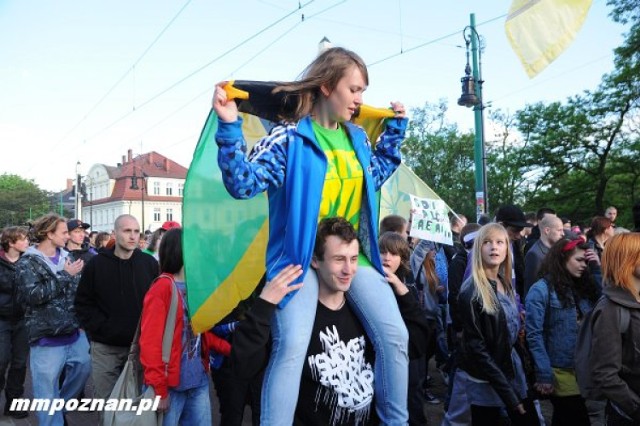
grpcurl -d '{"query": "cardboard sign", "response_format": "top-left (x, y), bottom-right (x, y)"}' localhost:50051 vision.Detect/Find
top-left (409, 195), bottom-right (453, 246)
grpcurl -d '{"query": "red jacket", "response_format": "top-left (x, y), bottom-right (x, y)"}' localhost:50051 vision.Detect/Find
top-left (139, 274), bottom-right (230, 398)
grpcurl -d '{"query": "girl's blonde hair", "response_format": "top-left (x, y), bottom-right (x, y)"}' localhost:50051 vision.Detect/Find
top-left (273, 47), bottom-right (368, 121)
top-left (602, 233), bottom-right (640, 295)
top-left (470, 223), bottom-right (513, 314)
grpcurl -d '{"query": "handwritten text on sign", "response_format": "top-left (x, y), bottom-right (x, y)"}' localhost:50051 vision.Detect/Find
top-left (409, 195), bottom-right (453, 246)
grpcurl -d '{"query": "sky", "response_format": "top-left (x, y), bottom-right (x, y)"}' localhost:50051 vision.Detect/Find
top-left (0, 0), bottom-right (626, 192)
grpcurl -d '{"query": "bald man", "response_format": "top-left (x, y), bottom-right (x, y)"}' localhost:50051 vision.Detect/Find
top-left (523, 215), bottom-right (565, 296)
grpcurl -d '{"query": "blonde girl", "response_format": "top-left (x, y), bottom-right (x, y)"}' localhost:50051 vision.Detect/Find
top-left (451, 223), bottom-right (539, 426)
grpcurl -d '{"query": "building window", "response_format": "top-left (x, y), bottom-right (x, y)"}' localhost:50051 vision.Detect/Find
top-left (178, 183), bottom-right (184, 197)
top-left (153, 181), bottom-right (160, 195)
top-left (153, 208), bottom-right (161, 222)
top-left (166, 209), bottom-right (173, 221)
top-left (166, 183), bottom-right (173, 196)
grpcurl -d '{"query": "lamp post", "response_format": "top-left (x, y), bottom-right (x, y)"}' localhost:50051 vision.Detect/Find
top-left (457, 13), bottom-right (488, 221)
top-left (82, 175), bottom-right (94, 226)
top-left (89, 184), bottom-right (93, 227)
top-left (129, 170), bottom-right (147, 232)
top-left (75, 161), bottom-right (83, 219)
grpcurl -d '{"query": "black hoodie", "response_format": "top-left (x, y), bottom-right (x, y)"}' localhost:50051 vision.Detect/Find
top-left (0, 250), bottom-right (22, 319)
top-left (74, 248), bottom-right (158, 347)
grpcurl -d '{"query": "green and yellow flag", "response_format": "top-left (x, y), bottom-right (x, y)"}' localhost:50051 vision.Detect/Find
top-left (505, 0), bottom-right (593, 78)
top-left (183, 81), bottom-right (445, 332)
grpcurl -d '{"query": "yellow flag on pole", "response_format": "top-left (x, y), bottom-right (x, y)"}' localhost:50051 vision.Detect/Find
top-left (505, 0), bottom-right (593, 78)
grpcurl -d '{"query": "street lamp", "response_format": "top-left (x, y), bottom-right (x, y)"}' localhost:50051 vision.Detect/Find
top-left (81, 176), bottom-right (93, 227)
top-left (75, 161), bottom-right (83, 219)
top-left (129, 169), bottom-right (147, 232)
top-left (457, 13), bottom-right (488, 221)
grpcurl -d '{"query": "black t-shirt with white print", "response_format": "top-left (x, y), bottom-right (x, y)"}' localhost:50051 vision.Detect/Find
top-left (294, 301), bottom-right (378, 426)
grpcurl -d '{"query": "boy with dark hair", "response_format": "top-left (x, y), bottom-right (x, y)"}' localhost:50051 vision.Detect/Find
top-left (65, 219), bottom-right (96, 266)
top-left (231, 217), bottom-right (428, 425)
top-left (380, 214), bottom-right (408, 236)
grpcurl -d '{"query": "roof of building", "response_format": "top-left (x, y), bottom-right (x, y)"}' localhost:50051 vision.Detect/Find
top-left (89, 150), bottom-right (188, 204)
top-left (109, 150), bottom-right (187, 179)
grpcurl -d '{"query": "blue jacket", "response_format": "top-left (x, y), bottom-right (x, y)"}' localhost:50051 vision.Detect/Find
top-left (216, 115), bottom-right (407, 307)
top-left (525, 278), bottom-right (596, 383)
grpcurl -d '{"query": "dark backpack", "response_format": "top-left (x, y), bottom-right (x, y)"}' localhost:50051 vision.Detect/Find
top-left (574, 295), bottom-right (630, 400)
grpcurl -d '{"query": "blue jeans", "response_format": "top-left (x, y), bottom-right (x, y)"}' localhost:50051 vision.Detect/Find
top-left (163, 381), bottom-right (211, 426)
top-left (30, 331), bottom-right (91, 426)
top-left (261, 265), bottom-right (409, 425)
top-left (443, 369), bottom-right (471, 426)
top-left (0, 318), bottom-right (29, 399)
top-left (435, 304), bottom-right (449, 366)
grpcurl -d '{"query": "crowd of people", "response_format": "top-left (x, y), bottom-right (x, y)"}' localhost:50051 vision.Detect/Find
top-left (1, 45), bottom-right (640, 426)
top-left (1, 203), bottom-right (639, 426)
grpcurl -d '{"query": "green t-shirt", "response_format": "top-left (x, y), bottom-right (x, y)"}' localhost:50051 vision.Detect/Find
top-left (312, 120), bottom-right (371, 266)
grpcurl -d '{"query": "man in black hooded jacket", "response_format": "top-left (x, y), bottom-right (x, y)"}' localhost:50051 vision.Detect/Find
top-left (74, 214), bottom-right (158, 400)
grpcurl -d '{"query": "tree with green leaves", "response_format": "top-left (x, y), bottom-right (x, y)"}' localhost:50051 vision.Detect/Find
top-left (0, 174), bottom-right (52, 227)
top-left (402, 101), bottom-right (476, 218)
top-left (484, 109), bottom-right (532, 208)
top-left (513, 67), bottom-right (639, 225)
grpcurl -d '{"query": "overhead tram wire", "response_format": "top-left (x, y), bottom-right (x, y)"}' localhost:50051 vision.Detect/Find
top-left (82, 0), bottom-right (194, 120)
top-left (44, 0), bottom-right (193, 153)
top-left (311, 14), bottom-right (422, 41)
top-left (360, 11), bottom-right (612, 118)
top-left (488, 53), bottom-right (613, 104)
top-left (25, 0), bottom-right (194, 177)
top-left (121, 20), bottom-right (304, 151)
top-left (82, 0), bottom-right (317, 145)
top-left (367, 14), bottom-right (507, 67)
top-left (302, 0), bottom-right (347, 21)
top-left (120, 87), bottom-right (213, 153)
top-left (133, 5), bottom-right (617, 154)
top-left (120, 0), bottom-right (347, 154)
top-left (132, 0), bottom-right (317, 112)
